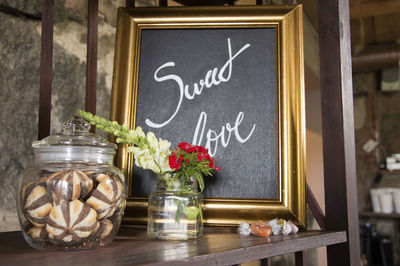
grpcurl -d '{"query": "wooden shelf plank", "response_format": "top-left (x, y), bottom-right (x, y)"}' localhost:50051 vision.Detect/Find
top-left (379, 169), bottom-right (400, 175)
top-left (360, 212), bottom-right (400, 219)
top-left (0, 226), bottom-right (346, 265)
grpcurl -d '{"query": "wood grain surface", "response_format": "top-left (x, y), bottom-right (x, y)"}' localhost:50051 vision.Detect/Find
top-left (38, 0), bottom-right (53, 140)
top-left (85, 0), bottom-right (98, 122)
top-left (0, 226), bottom-right (346, 266)
top-left (318, 0), bottom-right (361, 264)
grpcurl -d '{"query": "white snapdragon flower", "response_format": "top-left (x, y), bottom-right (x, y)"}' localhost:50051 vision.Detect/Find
top-left (126, 127), bottom-right (138, 143)
top-left (126, 130), bottom-right (172, 174)
top-left (156, 139), bottom-right (172, 172)
top-left (147, 132), bottom-right (158, 150)
top-left (132, 148), bottom-right (160, 173)
top-left (158, 153), bottom-right (172, 172)
top-left (158, 139), bottom-right (171, 153)
top-left (135, 127), bottom-right (145, 138)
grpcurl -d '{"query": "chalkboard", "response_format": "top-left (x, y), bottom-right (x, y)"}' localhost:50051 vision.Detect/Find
top-left (132, 28), bottom-right (277, 199)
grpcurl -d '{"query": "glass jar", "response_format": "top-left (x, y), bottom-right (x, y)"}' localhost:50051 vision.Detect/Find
top-left (17, 116), bottom-right (126, 250)
top-left (147, 172), bottom-right (203, 240)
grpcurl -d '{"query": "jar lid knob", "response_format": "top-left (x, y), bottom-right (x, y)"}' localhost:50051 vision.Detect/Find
top-left (63, 116), bottom-right (91, 135)
top-left (32, 115), bottom-right (116, 149)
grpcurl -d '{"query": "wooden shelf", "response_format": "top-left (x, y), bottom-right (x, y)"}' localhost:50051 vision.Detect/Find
top-left (0, 226), bottom-right (346, 265)
top-left (378, 169), bottom-right (400, 175)
top-left (360, 212), bottom-right (400, 219)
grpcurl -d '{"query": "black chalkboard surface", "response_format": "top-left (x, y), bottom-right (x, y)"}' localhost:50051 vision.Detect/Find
top-left (132, 28), bottom-right (277, 199)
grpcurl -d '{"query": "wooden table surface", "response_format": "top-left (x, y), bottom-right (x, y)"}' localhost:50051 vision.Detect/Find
top-left (0, 226), bottom-right (346, 266)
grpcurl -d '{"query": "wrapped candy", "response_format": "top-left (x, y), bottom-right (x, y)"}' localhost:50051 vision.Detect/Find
top-left (250, 222), bottom-right (272, 237)
top-left (268, 218), bottom-right (282, 236)
top-left (238, 219), bottom-right (299, 237)
top-left (238, 222), bottom-right (251, 236)
top-left (281, 220), bottom-right (293, 235)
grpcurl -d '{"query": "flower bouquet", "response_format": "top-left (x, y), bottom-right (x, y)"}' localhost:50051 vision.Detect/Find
top-left (78, 110), bottom-right (220, 240)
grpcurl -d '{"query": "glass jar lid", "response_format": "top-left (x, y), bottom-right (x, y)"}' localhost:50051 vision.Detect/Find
top-left (33, 116), bottom-right (117, 149)
top-left (32, 116), bottom-right (117, 164)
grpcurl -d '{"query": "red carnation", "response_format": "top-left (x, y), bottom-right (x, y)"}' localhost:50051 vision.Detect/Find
top-left (169, 154), bottom-right (181, 170)
top-left (199, 146), bottom-right (207, 154)
top-left (178, 142), bottom-right (190, 150)
top-left (186, 146), bottom-right (196, 153)
top-left (215, 167), bottom-right (221, 171)
top-left (209, 158), bottom-right (215, 168)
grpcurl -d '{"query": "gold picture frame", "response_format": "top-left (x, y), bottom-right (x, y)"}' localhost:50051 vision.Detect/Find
top-left (111, 5), bottom-right (306, 227)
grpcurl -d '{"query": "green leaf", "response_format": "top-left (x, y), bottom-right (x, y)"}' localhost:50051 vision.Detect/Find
top-left (195, 172), bottom-right (205, 192)
top-left (199, 206), bottom-right (203, 222)
top-left (104, 127), bottom-right (113, 133)
top-left (175, 200), bottom-right (184, 223)
top-left (183, 206), bottom-right (200, 220)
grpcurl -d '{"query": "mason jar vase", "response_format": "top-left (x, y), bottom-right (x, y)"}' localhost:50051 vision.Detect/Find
top-left (147, 172), bottom-right (203, 240)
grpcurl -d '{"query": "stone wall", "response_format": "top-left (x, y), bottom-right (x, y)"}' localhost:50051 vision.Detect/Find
top-left (0, 0), bottom-right (155, 232)
top-left (0, 11), bottom-right (41, 231)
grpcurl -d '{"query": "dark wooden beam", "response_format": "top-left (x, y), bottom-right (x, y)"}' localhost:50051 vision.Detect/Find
top-left (350, 0), bottom-right (400, 19)
top-left (318, 0), bottom-right (361, 265)
top-left (295, 251), bottom-right (304, 266)
top-left (38, 0), bottom-right (54, 140)
top-left (306, 183), bottom-right (326, 230)
top-left (126, 0), bottom-right (135, 8)
top-left (86, 0), bottom-right (98, 126)
top-left (352, 44), bottom-right (400, 73)
top-left (173, 0), bottom-right (235, 5)
top-left (260, 258), bottom-right (271, 266)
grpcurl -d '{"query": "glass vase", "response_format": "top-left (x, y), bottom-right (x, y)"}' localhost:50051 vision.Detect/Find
top-left (147, 172), bottom-right (203, 240)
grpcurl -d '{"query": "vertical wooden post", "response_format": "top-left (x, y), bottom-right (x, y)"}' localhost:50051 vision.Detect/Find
top-left (260, 258), bottom-right (271, 266)
top-left (126, 0), bottom-right (135, 8)
top-left (295, 251), bottom-right (304, 266)
top-left (38, 0), bottom-right (54, 140)
top-left (86, 0), bottom-right (98, 122)
top-left (318, 0), bottom-right (361, 265)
